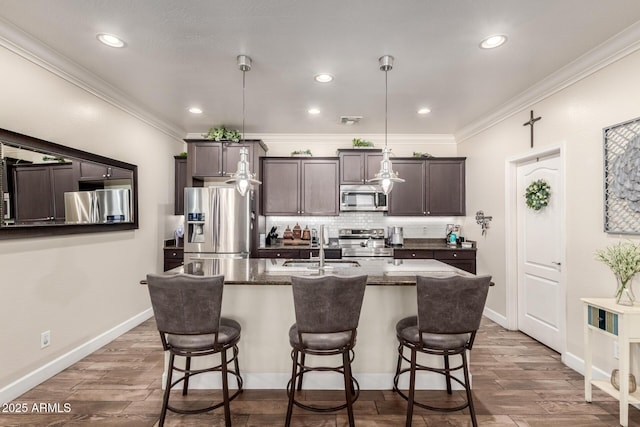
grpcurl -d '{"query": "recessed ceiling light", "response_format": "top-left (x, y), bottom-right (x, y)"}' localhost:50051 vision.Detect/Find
top-left (314, 74), bottom-right (334, 83)
top-left (96, 33), bottom-right (126, 48)
top-left (188, 107), bottom-right (203, 114)
top-left (308, 108), bottom-right (321, 115)
top-left (417, 108), bottom-right (431, 115)
top-left (480, 34), bottom-right (507, 49)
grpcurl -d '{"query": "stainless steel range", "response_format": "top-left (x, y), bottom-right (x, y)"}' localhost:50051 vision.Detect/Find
top-left (339, 228), bottom-right (393, 258)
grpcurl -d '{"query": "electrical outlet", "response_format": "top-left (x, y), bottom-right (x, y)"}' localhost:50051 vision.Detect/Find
top-left (614, 341), bottom-right (619, 359)
top-left (41, 330), bottom-right (50, 349)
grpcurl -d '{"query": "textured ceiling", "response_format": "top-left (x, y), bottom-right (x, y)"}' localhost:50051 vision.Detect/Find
top-left (1, 0), bottom-right (640, 137)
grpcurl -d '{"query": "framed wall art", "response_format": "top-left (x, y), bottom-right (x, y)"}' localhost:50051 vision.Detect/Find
top-left (604, 116), bottom-right (640, 234)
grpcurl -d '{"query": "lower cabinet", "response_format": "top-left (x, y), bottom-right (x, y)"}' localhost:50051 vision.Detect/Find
top-left (256, 248), bottom-right (342, 259)
top-left (164, 247), bottom-right (184, 271)
top-left (393, 248), bottom-right (476, 274)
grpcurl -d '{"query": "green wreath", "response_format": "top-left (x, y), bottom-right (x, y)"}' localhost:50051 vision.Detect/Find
top-left (525, 179), bottom-right (551, 210)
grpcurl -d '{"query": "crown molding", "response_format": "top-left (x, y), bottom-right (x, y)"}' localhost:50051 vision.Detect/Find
top-left (184, 132), bottom-right (456, 144)
top-left (0, 17), bottom-right (185, 141)
top-left (455, 20), bottom-right (640, 143)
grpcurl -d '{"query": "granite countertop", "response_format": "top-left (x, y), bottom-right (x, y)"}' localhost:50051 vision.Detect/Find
top-left (163, 238), bottom-right (184, 250)
top-left (159, 257), bottom-right (473, 287)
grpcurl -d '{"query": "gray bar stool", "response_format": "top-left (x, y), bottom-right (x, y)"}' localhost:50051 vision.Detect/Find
top-left (285, 274), bottom-right (368, 427)
top-left (393, 274), bottom-right (492, 427)
top-left (146, 273), bottom-right (243, 427)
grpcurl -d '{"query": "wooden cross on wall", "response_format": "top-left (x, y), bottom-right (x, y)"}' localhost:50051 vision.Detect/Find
top-left (523, 110), bottom-right (542, 148)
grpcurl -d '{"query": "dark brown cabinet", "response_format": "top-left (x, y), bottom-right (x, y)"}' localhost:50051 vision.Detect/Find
top-left (261, 158), bottom-right (339, 216)
top-left (187, 141), bottom-right (260, 179)
top-left (388, 160), bottom-right (426, 215)
top-left (174, 156), bottom-right (187, 215)
top-left (393, 248), bottom-right (476, 274)
top-left (432, 249), bottom-right (476, 274)
top-left (79, 161), bottom-right (132, 181)
top-left (338, 149), bottom-right (383, 184)
top-left (163, 247), bottom-right (184, 271)
top-left (13, 163), bottom-right (77, 223)
top-left (256, 247), bottom-right (341, 259)
top-left (389, 158), bottom-right (465, 216)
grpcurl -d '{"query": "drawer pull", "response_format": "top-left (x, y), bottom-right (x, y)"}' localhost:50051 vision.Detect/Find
top-left (453, 253), bottom-right (457, 257)
top-left (412, 253), bottom-right (416, 257)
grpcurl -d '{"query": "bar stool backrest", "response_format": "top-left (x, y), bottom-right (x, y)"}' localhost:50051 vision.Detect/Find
top-left (416, 275), bottom-right (492, 335)
top-left (291, 275), bottom-right (367, 334)
top-left (146, 273), bottom-right (225, 336)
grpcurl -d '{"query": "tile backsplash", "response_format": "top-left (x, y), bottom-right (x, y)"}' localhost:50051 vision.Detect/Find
top-left (265, 213), bottom-right (463, 240)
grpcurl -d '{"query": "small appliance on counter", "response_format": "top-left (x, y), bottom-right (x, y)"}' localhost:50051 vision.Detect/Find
top-left (388, 226), bottom-right (404, 247)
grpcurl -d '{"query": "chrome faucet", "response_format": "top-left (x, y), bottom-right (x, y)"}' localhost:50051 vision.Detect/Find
top-left (318, 224), bottom-right (325, 271)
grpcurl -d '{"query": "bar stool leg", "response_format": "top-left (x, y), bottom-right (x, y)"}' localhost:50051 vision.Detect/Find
top-left (285, 349), bottom-right (299, 427)
top-left (405, 348), bottom-right (417, 427)
top-left (444, 353), bottom-right (452, 394)
top-left (394, 344), bottom-right (403, 388)
top-left (183, 356), bottom-right (191, 396)
top-left (221, 349), bottom-right (232, 427)
top-left (233, 345), bottom-right (242, 390)
top-left (160, 353), bottom-right (175, 427)
top-left (343, 351), bottom-right (356, 427)
top-left (461, 351), bottom-right (478, 427)
top-left (296, 353), bottom-right (306, 391)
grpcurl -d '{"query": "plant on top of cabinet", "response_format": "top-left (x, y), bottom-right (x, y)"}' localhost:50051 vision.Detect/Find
top-left (291, 149), bottom-right (312, 157)
top-left (352, 138), bottom-right (374, 147)
top-left (202, 126), bottom-right (241, 142)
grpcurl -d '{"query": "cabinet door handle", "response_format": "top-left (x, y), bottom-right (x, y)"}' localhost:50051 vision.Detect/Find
top-left (427, 211), bottom-right (430, 215)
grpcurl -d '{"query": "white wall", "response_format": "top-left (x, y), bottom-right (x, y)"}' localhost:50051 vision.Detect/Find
top-left (457, 49), bottom-right (640, 375)
top-left (0, 44), bottom-right (183, 399)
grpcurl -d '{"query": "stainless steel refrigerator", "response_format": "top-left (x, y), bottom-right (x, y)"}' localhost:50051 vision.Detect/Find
top-left (184, 185), bottom-right (250, 261)
top-left (64, 189), bottom-right (130, 224)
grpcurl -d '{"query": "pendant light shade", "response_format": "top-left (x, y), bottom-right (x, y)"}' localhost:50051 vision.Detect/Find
top-left (226, 54), bottom-right (261, 196)
top-left (368, 55), bottom-right (404, 195)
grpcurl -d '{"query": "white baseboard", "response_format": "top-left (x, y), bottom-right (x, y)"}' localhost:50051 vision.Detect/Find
top-left (0, 308), bottom-right (153, 405)
top-left (563, 351), bottom-right (609, 380)
top-left (483, 308), bottom-right (508, 328)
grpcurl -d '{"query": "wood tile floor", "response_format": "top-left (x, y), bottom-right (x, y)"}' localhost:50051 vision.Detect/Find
top-left (2, 317), bottom-right (638, 426)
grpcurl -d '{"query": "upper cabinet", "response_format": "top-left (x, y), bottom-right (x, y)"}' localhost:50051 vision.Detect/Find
top-left (13, 163), bottom-right (77, 223)
top-left (337, 149), bottom-right (383, 184)
top-left (174, 156), bottom-right (187, 215)
top-left (184, 140), bottom-right (268, 180)
top-left (79, 161), bottom-right (132, 181)
top-left (389, 157), bottom-right (466, 216)
top-left (261, 157), bottom-right (339, 216)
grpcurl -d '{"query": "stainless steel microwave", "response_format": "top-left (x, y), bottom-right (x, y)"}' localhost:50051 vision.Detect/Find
top-left (339, 185), bottom-right (388, 212)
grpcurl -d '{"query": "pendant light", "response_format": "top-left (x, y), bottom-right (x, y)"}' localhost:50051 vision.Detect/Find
top-left (226, 54), bottom-right (261, 196)
top-left (368, 55), bottom-right (404, 194)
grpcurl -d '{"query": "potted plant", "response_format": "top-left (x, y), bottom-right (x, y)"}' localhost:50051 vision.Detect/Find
top-left (352, 138), bottom-right (374, 148)
top-left (595, 241), bottom-right (640, 305)
top-left (202, 126), bottom-right (241, 142)
top-left (291, 149), bottom-right (312, 157)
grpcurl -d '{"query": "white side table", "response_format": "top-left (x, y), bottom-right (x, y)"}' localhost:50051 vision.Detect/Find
top-left (582, 298), bottom-right (640, 427)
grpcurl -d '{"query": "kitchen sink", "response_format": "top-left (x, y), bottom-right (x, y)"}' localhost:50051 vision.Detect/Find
top-left (282, 260), bottom-right (361, 268)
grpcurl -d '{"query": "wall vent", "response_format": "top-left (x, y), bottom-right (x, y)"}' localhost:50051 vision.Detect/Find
top-left (340, 116), bottom-right (363, 125)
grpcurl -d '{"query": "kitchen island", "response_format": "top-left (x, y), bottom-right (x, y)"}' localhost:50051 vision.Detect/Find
top-left (155, 258), bottom-right (478, 391)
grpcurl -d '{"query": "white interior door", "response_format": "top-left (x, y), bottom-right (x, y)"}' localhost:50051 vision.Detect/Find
top-left (516, 154), bottom-right (564, 352)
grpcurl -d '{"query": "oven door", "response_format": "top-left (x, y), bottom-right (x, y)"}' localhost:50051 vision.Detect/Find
top-left (341, 247), bottom-right (394, 257)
